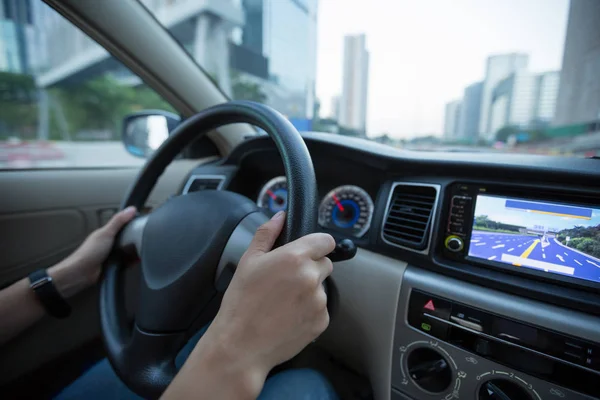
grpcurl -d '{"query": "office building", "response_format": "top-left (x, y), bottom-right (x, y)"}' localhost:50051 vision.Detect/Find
top-left (554, 0), bottom-right (600, 125)
top-left (479, 53), bottom-right (529, 137)
top-left (457, 81), bottom-right (483, 141)
top-left (0, 0), bottom-right (48, 74)
top-left (339, 34), bottom-right (369, 134)
top-left (489, 71), bottom-right (560, 135)
top-left (35, 0), bottom-right (318, 129)
top-left (330, 95), bottom-right (340, 120)
top-left (535, 71), bottom-right (560, 122)
top-left (444, 99), bottom-right (462, 139)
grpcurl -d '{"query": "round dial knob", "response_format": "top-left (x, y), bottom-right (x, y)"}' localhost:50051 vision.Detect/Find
top-left (407, 348), bottom-right (452, 393)
top-left (478, 379), bottom-right (534, 400)
top-left (445, 236), bottom-right (464, 252)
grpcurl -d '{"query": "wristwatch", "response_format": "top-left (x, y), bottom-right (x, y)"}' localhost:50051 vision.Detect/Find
top-left (29, 269), bottom-right (71, 319)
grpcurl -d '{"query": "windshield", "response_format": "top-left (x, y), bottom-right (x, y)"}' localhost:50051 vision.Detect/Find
top-left (142, 0), bottom-right (597, 157)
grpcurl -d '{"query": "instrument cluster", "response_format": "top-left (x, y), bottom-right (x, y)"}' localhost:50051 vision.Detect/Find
top-left (257, 176), bottom-right (374, 238)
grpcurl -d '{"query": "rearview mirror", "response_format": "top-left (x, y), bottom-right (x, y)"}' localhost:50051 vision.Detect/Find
top-left (122, 110), bottom-right (181, 158)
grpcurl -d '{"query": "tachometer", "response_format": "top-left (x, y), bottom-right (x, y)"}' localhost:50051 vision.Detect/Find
top-left (318, 185), bottom-right (374, 237)
top-left (257, 176), bottom-right (287, 216)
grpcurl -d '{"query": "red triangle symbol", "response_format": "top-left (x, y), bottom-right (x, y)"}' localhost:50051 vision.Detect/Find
top-left (424, 299), bottom-right (435, 311)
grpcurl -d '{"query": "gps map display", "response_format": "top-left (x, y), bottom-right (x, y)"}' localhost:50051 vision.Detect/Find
top-left (468, 195), bottom-right (600, 284)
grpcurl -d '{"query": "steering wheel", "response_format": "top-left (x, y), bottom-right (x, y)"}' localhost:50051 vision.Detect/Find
top-left (100, 101), bottom-right (319, 399)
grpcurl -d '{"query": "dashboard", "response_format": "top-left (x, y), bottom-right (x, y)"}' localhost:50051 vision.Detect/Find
top-left (180, 132), bottom-right (600, 400)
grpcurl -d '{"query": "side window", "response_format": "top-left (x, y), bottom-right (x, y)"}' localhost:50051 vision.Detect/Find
top-left (0, 1), bottom-right (176, 169)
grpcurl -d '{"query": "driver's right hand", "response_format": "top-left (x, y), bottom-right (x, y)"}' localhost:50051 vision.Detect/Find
top-left (201, 210), bottom-right (335, 385)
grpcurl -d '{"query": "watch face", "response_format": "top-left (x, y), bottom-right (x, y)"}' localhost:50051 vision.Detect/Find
top-left (28, 270), bottom-right (71, 318)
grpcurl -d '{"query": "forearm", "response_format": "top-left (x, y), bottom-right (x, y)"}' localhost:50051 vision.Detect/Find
top-left (161, 327), bottom-right (267, 400)
top-left (0, 259), bottom-right (94, 345)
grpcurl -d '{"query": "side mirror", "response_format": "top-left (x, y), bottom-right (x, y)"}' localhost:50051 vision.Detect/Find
top-left (122, 110), bottom-right (181, 158)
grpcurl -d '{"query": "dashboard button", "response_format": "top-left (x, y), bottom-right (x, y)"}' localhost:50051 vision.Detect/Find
top-left (410, 291), bottom-right (452, 321)
top-left (451, 305), bottom-right (490, 332)
top-left (445, 236), bottom-right (464, 252)
top-left (475, 338), bottom-right (492, 356)
top-left (450, 215), bottom-right (465, 224)
top-left (417, 314), bottom-right (448, 340)
top-left (448, 223), bottom-right (465, 234)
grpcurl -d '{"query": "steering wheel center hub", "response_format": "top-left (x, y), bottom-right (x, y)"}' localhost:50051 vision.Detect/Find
top-left (137, 190), bottom-right (257, 332)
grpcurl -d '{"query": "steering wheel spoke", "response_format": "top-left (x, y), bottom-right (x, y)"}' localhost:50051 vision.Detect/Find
top-left (118, 214), bottom-right (148, 256)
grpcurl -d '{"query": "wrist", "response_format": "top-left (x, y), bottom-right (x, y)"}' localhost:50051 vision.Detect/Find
top-left (188, 327), bottom-right (268, 399)
top-left (47, 258), bottom-right (95, 298)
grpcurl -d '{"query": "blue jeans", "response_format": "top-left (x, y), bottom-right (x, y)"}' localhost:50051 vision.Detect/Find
top-left (56, 329), bottom-right (338, 400)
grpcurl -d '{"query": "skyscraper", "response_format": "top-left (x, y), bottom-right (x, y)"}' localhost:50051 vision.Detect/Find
top-left (34, 0), bottom-right (318, 129)
top-left (479, 53), bottom-right (529, 138)
top-left (330, 95), bottom-right (340, 120)
top-left (339, 34), bottom-right (369, 134)
top-left (534, 71), bottom-right (560, 123)
top-left (554, 0), bottom-right (600, 125)
top-left (488, 71), bottom-right (560, 135)
top-left (444, 99), bottom-right (462, 139)
top-left (0, 0), bottom-right (46, 74)
top-left (458, 81), bottom-right (483, 141)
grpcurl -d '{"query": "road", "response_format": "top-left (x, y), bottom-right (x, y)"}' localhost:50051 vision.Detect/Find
top-left (469, 230), bottom-right (600, 282)
top-left (0, 141), bottom-right (144, 168)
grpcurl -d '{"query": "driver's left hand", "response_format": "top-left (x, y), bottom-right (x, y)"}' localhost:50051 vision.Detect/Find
top-left (52, 206), bottom-right (137, 289)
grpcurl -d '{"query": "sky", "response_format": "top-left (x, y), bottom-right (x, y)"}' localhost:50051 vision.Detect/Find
top-left (474, 195), bottom-right (600, 232)
top-left (315, 0), bottom-right (570, 139)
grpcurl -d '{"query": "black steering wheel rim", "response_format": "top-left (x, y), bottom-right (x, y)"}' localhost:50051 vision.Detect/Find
top-left (100, 101), bottom-right (318, 399)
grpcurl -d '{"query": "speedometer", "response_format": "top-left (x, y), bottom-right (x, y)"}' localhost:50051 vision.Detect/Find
top-left (257, 176), bottom-right (287, 216)
top-left (318, 185), bottom-right (374, 238)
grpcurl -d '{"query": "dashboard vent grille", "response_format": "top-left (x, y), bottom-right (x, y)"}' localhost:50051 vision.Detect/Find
top-left (182, 175), bottom-right (225, 194)
top-left (382, 184), bottom-right (438, 251)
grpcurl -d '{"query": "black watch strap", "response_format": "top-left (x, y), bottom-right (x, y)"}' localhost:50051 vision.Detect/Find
top-left (29, 269), bottom-right (71, 319)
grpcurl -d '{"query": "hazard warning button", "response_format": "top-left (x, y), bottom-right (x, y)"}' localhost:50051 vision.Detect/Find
top-left (409, 290), bottom-right (452, 321)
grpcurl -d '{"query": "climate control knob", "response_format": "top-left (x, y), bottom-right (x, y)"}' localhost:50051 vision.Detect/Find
top-left (478, 379), bottom-right (534, 400)
top-left (407, 348), bottom-right (452, 393)
top-left (445, 235), bottom-right (464, 252)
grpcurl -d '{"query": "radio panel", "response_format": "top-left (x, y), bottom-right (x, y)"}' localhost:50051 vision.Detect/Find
top-left (440, 183), bottom-right (600, 290)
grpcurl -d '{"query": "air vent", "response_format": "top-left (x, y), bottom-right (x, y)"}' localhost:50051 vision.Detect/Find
top-left (382, 183), bottom-right (439, 252)
top-left (182, 175), bottom-right (225, 194)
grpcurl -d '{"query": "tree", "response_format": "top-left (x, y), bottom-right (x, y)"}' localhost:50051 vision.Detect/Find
top-left (49, 76), bottom-right (175, 141)
top-left (475, 215), bottom-right (491, 228)
top-left (230, 71), bottom-right (267, 103)
top-left (0, 72), bottom-right (38, 139)
top-left (495, 126), bottom-right (520, 142)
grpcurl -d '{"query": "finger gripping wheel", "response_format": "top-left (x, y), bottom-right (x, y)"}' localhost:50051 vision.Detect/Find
top-left (100, 101), bottom-right (318, 399)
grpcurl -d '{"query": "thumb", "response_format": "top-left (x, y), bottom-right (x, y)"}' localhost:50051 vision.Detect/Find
top-left (247, 211), bottom-right (286, 255)
top-left (102, 206), bottom-right (137, 236)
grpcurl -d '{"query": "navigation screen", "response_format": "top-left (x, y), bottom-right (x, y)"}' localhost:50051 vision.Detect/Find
top-left (468, 195), bottom-right (600, 284)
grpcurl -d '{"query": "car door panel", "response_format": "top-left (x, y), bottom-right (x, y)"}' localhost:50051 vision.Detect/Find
top-left (0, 159), bottom-right (206, 384)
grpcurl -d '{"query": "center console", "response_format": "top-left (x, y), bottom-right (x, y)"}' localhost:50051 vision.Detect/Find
top-left (392, 267), bottom-right (600, 400)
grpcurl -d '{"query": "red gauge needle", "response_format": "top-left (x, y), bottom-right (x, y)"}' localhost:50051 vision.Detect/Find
top-left (266, 189), bottom-right (277, 200)
top-left (332, 194), bottom-right (344, 212)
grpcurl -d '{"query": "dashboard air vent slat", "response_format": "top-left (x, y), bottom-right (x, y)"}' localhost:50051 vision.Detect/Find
top-left (182, 175), bottom-right (225, 194)
top-left (382, 184), bottom-right (439, 251)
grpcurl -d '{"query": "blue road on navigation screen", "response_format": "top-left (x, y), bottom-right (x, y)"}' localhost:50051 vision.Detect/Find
top-left (468, 230), bottom-right (600, 283)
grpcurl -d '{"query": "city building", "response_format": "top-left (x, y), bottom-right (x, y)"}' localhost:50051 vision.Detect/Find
top-left (488, 71), bottom-right (560, 135)
top-left (457, 81), bottom-right (483, 141)
top-left (478, 53), bottom-right (529, 138)
top-left (330, 95), bottom-right (340, 120)
top-left (535, 71), bottom-right (560, 122)
top-left (339, 33), bottom-right (369, 134)
top-left (0, 0), bottom-right (48, 74)
top-left (443, 99), bottom-right (462, 140)
top-left (554, 0), bottom-right (600, 126)
top-left (33, 0), bottom-right (318, 129)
